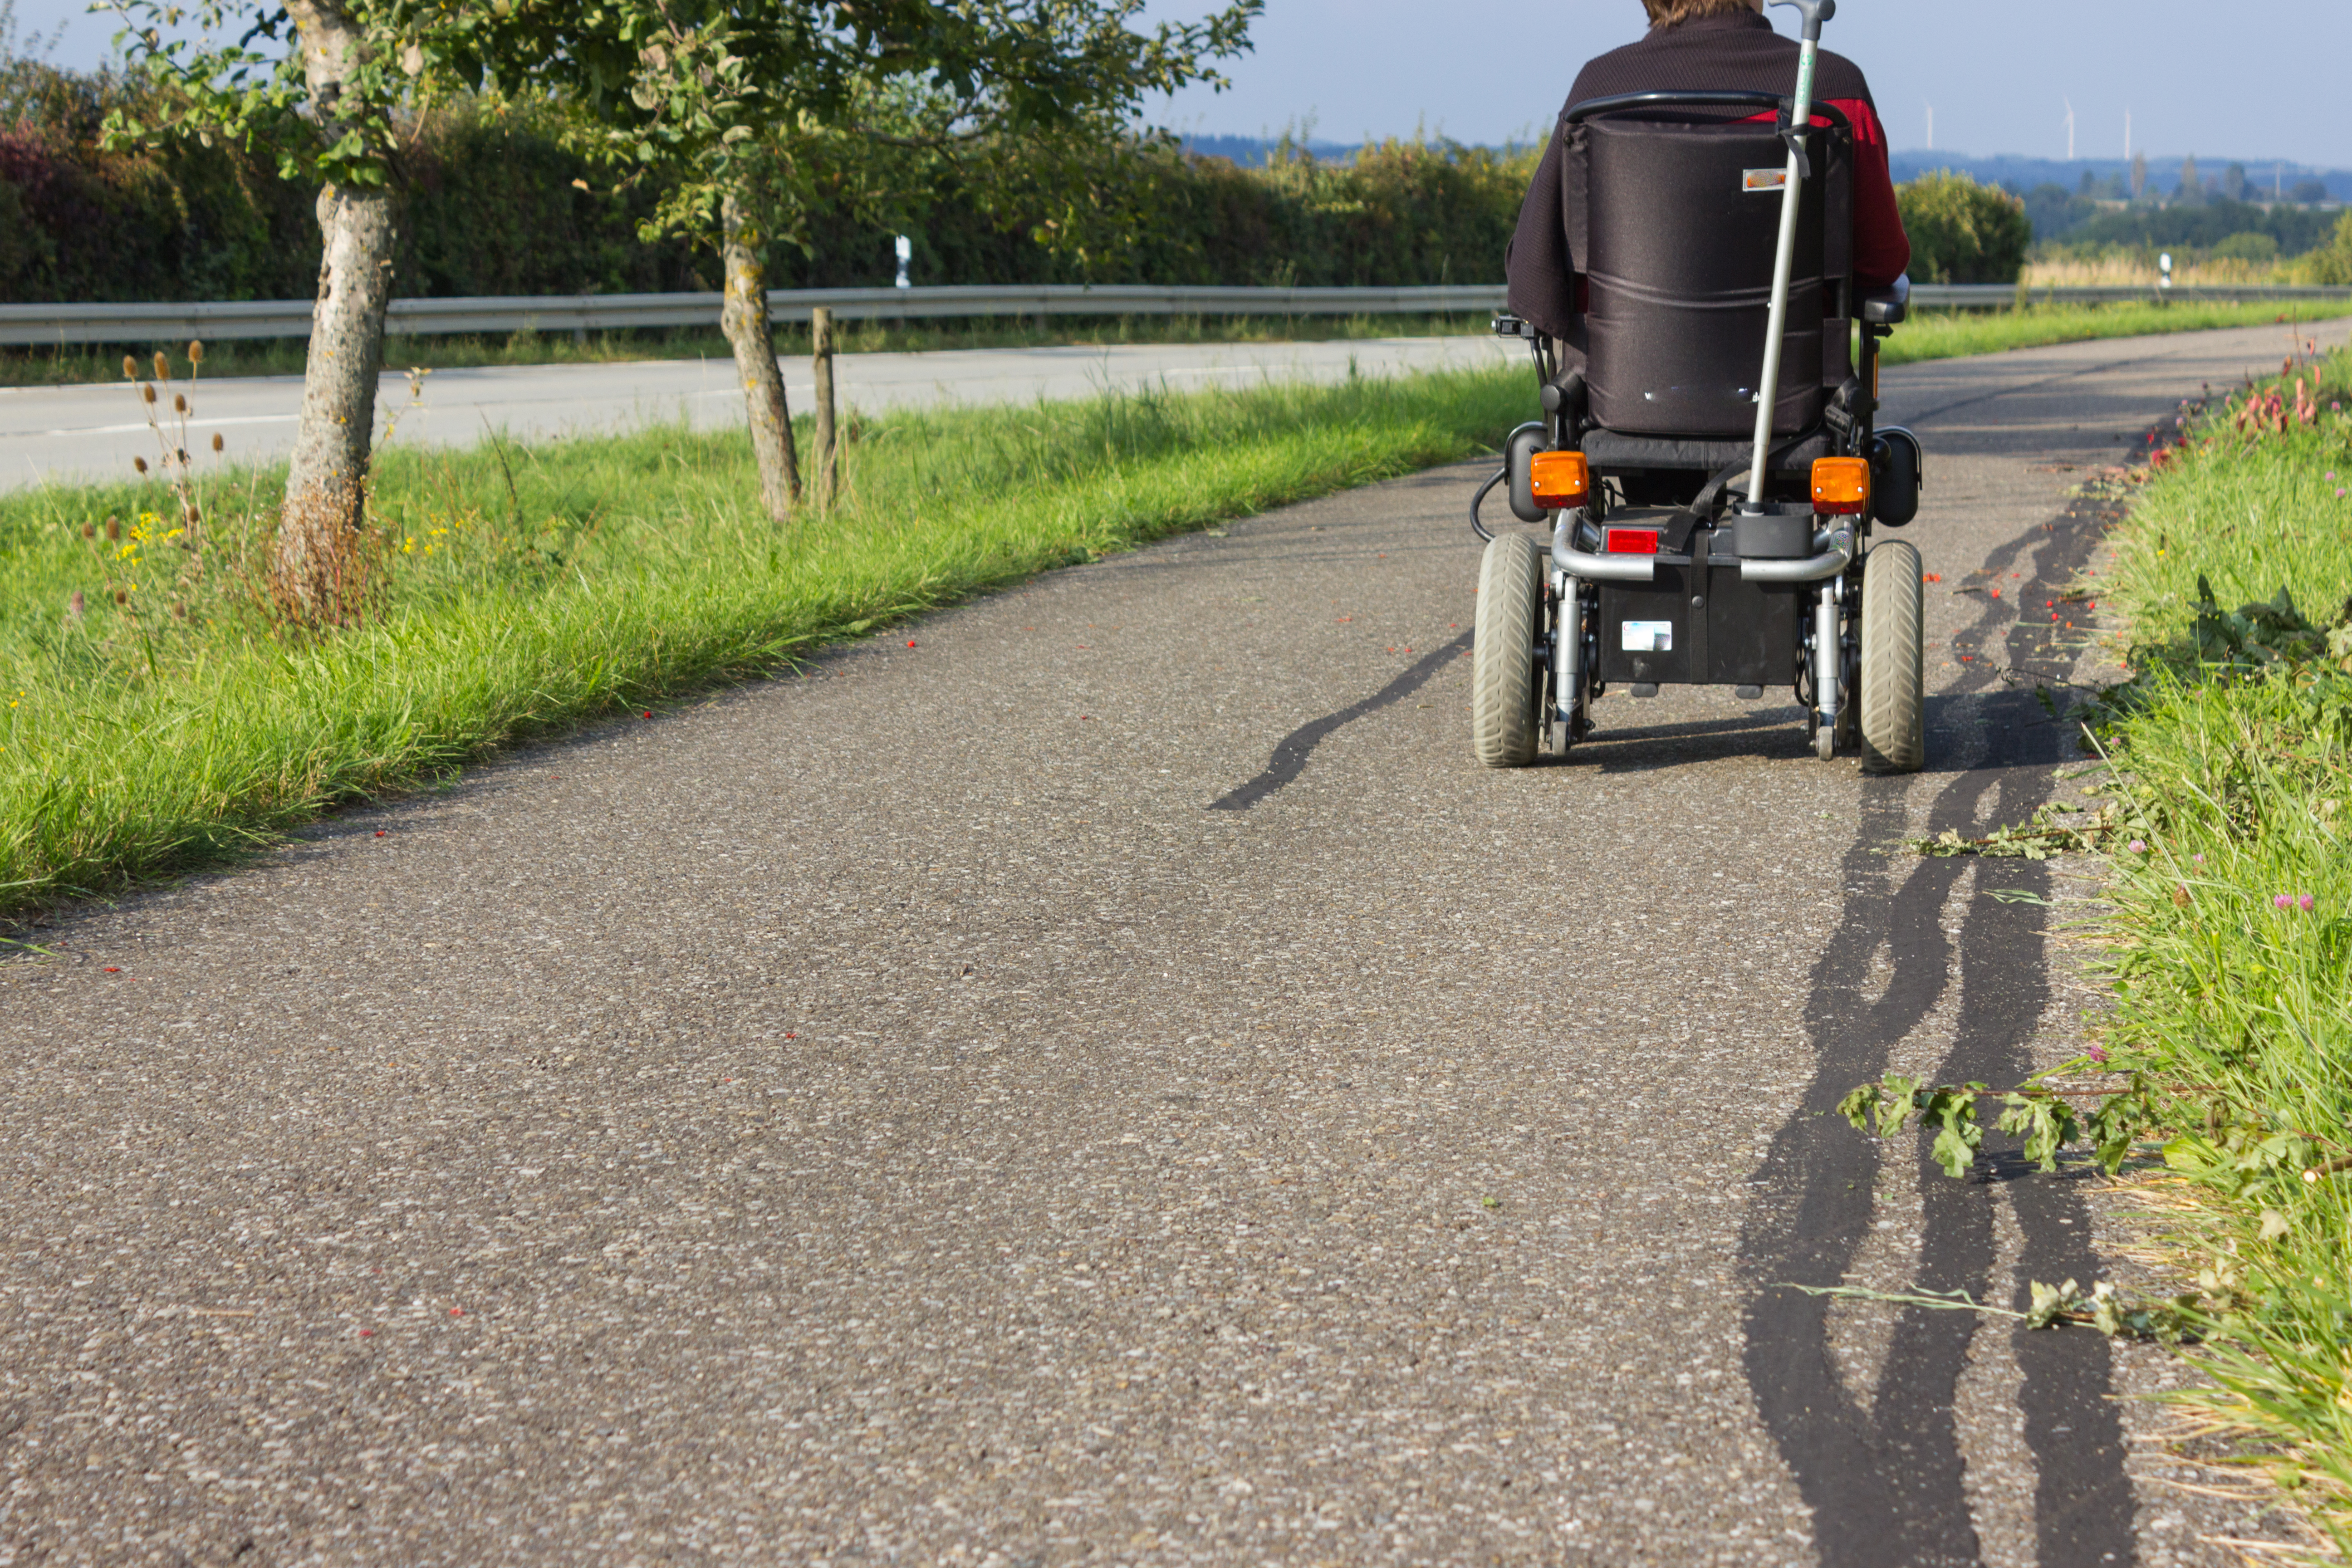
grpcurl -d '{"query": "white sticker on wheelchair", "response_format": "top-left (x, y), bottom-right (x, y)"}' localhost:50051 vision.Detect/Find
top-left (1744, 168), bottom-right (1788, 192)
top-left (1622, 621), bottom-right (1674, 652)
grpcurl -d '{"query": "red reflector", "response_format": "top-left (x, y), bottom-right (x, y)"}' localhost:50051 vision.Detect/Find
top-left (1605, 528), bottom-right (1660, 555)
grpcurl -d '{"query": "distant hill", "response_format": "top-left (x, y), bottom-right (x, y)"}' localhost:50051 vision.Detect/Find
top-left (1180, 134), bottom-right (1363, 167)
top-left (1888, 153), bottom-right (2347, 206)
top-left (1185, 138), bottom-right (2347, 204)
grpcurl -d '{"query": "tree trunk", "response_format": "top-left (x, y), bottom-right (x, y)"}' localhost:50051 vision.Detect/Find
top-left (277, 0), bottom-right (395, 622)
top-left (720, 191), bottom-right (801, 523)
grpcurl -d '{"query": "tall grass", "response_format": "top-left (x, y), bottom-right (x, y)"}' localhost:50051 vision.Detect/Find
top-left (1880, 298), bottom-right (2352, 367)
top-left (2091, 345), bottom-right (2352, 1551)
top-left (0, 362), bottom-right (1528, 916)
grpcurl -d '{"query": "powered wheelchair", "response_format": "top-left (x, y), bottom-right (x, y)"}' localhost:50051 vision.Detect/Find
top-left (1470, 0), bottom-right (1926, 771)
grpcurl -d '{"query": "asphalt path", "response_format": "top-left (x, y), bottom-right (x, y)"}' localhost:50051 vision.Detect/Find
top-left (0, 334), bottom-right (1514, 493)
top-left (3, 315), bottom-right (2346, 1566)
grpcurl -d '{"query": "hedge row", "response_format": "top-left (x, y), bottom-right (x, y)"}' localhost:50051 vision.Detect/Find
top-left (0, 59), bottom-right (2029, 303)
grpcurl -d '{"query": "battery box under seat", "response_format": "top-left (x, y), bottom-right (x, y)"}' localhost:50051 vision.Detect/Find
top-left (1584, 509), bottom-right (1805, 687)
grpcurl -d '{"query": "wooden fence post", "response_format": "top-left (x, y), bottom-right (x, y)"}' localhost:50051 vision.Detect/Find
top-left (811, 305), bottom-right (839, 506)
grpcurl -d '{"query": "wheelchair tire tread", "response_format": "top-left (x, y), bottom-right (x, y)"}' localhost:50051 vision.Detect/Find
top-left (1472, 533), bottom-right (1544, 769)
top-left (1859, 539), bottom-right (1926, 774)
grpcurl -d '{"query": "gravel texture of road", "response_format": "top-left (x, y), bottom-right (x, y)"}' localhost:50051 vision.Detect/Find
top-left (0, 334), bottom-right (1514, 492)
top-left (3, 316), bottom-right (2346, 1566)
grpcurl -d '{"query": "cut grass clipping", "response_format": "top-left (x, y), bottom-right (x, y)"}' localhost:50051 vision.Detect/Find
top-left (2082, 344), bottom-right (2352, 1553)
top-left (0, 362), bottom-right (1527, 918)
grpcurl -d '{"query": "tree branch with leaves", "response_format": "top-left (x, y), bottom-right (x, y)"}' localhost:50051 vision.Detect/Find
top-left (487, 0), bottom-right (1259, 523)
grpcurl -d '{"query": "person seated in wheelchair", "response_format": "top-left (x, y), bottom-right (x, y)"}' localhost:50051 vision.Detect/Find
top-left (1503, 0), bottom-right (1912, 514)
top-left (1467, 0), bottom-right (1928, 776)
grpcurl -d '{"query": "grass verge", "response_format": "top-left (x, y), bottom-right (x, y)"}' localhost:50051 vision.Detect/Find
top-left (0, 362), bottom-right (1527, 920)
top-left (2083, 345), bottom-right (2352, 1552)
top-left (1878, 297), bottom-right (2352, 367)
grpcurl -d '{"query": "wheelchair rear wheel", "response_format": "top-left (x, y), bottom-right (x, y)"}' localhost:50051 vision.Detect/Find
top-left (1472, 533), bottom-right (1544, 769)
top-left (1859, 540), bottom-right (1926, 773)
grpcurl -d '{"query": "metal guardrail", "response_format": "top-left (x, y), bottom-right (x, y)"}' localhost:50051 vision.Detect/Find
top-left (1, 281), bottom-right (2346, 346)
top-left (0, 284), bottom-right (1513, 347)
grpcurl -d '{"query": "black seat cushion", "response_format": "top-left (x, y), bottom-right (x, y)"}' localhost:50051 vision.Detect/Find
top-left (1580, 428), bottom-right (1831, 474)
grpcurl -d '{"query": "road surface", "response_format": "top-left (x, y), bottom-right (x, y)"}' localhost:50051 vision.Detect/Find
top-left (0, 335), bottom-right (1514, 493)
top-left (2, 315), bottom-right (2344, 1565)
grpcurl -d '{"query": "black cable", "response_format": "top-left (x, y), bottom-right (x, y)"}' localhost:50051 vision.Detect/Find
top-left (1470, 466), bottom-right (1506, 544)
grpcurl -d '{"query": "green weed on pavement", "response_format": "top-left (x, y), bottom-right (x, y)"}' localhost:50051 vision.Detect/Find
top-left (0, 362), bottom-right (1527, 917)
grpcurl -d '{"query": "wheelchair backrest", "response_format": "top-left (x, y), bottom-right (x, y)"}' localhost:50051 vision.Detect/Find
top-left (1564, 96), bottom-right (1854, 440)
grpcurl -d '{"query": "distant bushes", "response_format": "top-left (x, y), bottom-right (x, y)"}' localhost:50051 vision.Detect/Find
top-left (2296, 212), bottom-right (2352, 285)
top-left (1897, 171), bottom-right (2030, 284)
top-left (2038, 196), bottom-right (2340, 260)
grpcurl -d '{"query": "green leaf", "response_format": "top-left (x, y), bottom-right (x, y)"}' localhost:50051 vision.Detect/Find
top-left (2025, 1278), bottom-right (2081, 1329)
top-left (2161, 1134), bottom-right (2219, 1172)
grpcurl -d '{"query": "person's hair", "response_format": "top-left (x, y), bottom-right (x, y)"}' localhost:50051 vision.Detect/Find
top-left (1643, 0), bottom-right (1755, 24)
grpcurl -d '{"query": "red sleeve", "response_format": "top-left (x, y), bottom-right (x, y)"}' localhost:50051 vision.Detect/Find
top-left (1824, 97), bottom-right (1911, 288)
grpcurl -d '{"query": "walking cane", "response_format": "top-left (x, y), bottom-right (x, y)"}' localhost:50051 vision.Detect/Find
top-left (1744, 0), bottom-right (1836, 509)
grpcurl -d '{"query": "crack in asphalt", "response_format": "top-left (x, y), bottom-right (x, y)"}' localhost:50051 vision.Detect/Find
top-left (1739, 473), bottom-right (2142, 1566)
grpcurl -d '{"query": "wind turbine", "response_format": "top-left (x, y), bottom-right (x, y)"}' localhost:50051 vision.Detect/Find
top-left (2063, 97), bottom-right (2076, 161)
top-left (1924, 102), bottom-right (1934, 152)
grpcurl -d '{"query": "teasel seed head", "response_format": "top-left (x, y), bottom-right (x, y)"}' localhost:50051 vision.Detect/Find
top-left (122, 355), bottom-right (137, 380)
top-left (114, 587), bottom-right (127, 606)
top-left (152, 350), bottom-right (168, 380)
top-left (173, 392), bottom-right (186, 414)
top-left (106, 516), bottom-right (121, 540)
top-left (68, 589), bottom-right (84, 621)
top-left (142, 383), bottom-right (156, 404)
top-left (133, 456), bottom-right (148, 475)
top-left (172, 601), bottom-right (187, 619)
top-left (211, 432), bottom-right (224, 453)
top-left (187, 339), bottom-right (204, 365)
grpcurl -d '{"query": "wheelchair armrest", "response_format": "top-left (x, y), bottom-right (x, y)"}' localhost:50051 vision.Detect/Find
top-left (1861, 274), bottom-right (1911, 326)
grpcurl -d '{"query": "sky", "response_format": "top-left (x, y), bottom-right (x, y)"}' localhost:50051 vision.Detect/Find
top-left (1137, 0), bottom-right (2351, 169)
top-left (16, 0), bottom-right (2349, 170)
